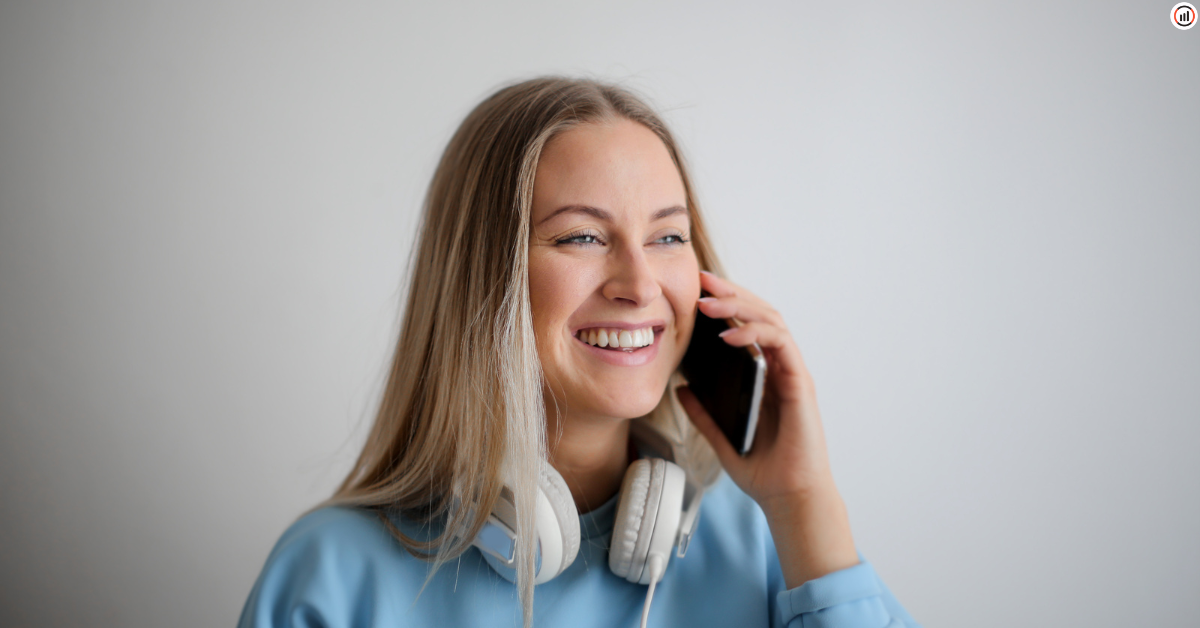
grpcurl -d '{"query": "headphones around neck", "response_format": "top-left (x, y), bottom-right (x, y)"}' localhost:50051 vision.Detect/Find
top-left (469, 419), bottom-right (707, 587)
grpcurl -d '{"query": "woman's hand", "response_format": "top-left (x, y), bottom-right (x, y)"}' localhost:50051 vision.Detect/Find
top-left (675, 270), bottom-right (859, 587)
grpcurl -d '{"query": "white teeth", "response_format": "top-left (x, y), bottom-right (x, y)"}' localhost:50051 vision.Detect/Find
top-left (577, 326), bottom-right (656, 350)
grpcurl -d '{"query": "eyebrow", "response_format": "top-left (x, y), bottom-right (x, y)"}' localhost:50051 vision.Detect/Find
top-left (536, 204), bottom-right (688, 226)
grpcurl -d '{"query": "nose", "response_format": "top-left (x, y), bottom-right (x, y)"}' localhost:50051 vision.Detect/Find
top-left (601, 243), bottom-right (662, 307)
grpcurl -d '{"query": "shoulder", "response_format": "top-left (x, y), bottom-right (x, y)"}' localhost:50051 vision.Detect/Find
top-left (689, 472), bottom-right (777, 566)
top-left (238, 506), bottom-right (437, 628)
top-left (699, 472), bottom-right (771, 534)
top-left (269, 504), bottom-right (447, 580)
top-left (277, 505), bottom-right (402, 556)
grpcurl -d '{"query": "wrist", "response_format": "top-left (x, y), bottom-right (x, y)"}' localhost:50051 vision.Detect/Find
top-left (760, 485), bottom-right (859, 589)
top-left (757, 476), bottom-right (841, 520)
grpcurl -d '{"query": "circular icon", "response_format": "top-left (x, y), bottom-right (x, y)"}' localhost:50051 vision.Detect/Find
top-left (1174, 2), bottom-right (1197, 29)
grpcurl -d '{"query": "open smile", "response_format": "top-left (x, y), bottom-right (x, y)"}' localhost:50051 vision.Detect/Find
top-left (572, 326), bottom-right (663, 367)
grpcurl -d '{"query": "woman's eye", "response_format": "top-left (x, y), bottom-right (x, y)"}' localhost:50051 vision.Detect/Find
top-left (656, 234), bottom-right (690, 245)
top-left (556, 232), bottom-right (601, 246)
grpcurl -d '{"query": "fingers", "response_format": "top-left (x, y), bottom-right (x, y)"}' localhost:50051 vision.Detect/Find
top-left (697, 268), bottom-right (816, 396)
top-left (715, 321), bottom-right (810, 394)
top-left (715, 319), bottom-right (790, 353)
top-left (698, 270), bottom-right (738, 298)
top-left (697, 295), bottom-right (786, 329)
top-left (696, 271), bottom-right (808, 393)
top-left (698, 272), bottom-right (785, 328)
top-left (674, 385), bottom-right (744, 471)
top-left (700, 271), bottom-right (775, 311)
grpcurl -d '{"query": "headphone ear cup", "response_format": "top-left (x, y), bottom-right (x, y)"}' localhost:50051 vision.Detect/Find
top-left (641, 461), bottom-right (685, 584)
top-left (478, 465), bottom-right (580, 585)
top-left (609, 458), bottom-right (653, 580)
top-left (609, 458), bottom-right (687, 584)
top-left (537, 464), bottom-right (581, 582)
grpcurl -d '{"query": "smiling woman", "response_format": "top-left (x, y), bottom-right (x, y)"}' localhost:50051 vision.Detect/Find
top-left (237, 76), bottom-right (921, 628)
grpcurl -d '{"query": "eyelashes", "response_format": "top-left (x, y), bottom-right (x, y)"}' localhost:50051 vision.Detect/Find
top-left (555, 230), bottom-right (691, 247)
top-left (555, 230), bottom-right (600, 245)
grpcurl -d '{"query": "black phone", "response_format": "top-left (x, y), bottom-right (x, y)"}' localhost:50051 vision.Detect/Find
top-left (678, 291), bottom-right (767, 455)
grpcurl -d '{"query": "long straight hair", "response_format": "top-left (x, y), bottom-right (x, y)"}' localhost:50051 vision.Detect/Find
top-left (323, 75), bottom-right (728, 627)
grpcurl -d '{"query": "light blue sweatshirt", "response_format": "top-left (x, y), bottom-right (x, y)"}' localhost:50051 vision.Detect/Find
top-left (238, 473), bottom-right (921, 627)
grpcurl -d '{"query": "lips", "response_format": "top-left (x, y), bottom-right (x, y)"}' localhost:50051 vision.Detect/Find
top-left (576, 326), bottom-right (657, 350)
top-left (572, 325), bottom-right (661, 367)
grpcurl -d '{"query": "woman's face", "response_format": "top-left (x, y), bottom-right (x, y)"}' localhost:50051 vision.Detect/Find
top-left (529, 118), bottom-right (701, 424)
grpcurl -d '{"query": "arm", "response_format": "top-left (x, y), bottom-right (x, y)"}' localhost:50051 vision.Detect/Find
top-left (760, 485), bottom-right (858, 590)
top-left (678, 270), bottom-right (920, 628)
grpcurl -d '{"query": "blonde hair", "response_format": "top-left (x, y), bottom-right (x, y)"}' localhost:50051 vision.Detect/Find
top-left (323, 75), bottom-right (728, 627)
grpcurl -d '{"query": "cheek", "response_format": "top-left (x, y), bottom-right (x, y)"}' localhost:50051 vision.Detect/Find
top-left (663, 254), bottom-right (701, 342)
top-left (527, 253), bottom-right (590, 333)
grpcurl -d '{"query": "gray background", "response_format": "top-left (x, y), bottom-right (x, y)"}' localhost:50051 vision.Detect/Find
top-left (1, 1), bottom-right (1197, 626)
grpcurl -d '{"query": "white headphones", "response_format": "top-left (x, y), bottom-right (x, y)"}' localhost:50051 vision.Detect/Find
top-left (468, 419), bottom-right (707, 587)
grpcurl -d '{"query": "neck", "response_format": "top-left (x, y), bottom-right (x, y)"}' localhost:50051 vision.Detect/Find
top-left (545, 409), bottom-right (632, 514)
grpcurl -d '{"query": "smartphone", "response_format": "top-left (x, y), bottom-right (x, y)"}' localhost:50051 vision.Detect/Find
top-left (678, 291), bottom-right (767, 455)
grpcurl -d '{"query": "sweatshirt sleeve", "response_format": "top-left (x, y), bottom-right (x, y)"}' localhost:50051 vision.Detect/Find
top-left (237, 507), bottom-right (410, 628)
top-left (774, 552), bottom-right (922, 628)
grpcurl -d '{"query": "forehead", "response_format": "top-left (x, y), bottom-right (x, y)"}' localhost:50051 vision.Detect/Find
top-left (532, 119), bottom-right (687, 223)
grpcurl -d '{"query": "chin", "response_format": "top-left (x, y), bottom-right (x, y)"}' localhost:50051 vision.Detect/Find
top-left (597, 385), bottom-right (669, 420)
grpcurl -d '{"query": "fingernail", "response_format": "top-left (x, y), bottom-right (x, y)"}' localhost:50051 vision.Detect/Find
top-left (699, 270), bottom-right (716, 277)
top-left (698, 297), bottom-right (717, 303)
top-left (718, 328), bottom-right (736, 338)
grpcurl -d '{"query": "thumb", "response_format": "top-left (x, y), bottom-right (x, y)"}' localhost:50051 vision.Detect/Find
top-left (675, 385), bottom-right (742, 472)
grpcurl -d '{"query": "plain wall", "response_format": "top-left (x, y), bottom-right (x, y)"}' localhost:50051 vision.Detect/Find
top-left (1, 1), bottom-right (1197, 626)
